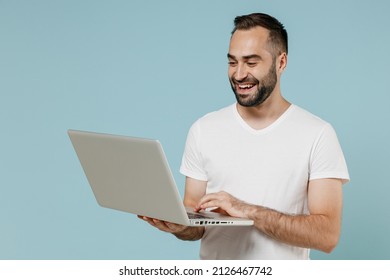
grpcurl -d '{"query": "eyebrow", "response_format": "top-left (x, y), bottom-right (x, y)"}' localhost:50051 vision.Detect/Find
top-left (227, 53), bottom-right (262, 60)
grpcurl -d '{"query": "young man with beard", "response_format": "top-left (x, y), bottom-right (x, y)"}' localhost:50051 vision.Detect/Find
top-left (140, 13), bottom-right (349, 259)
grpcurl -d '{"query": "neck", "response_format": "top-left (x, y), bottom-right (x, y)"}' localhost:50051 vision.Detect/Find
top-left (236, 89), bottom-right (291, 130)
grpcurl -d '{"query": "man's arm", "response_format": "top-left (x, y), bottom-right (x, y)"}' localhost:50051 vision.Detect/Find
top-left (195, 178), bottom-right (343, 253)
top-left (139, 177), bottom-right (207, 241)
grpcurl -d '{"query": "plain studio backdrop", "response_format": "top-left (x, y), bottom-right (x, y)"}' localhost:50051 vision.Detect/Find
top-left (1, 0), bottom-right (389, 259)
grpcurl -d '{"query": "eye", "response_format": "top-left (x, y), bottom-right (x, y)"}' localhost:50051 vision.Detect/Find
top-left (247, 62), bottom-right (257, 67)
top-left (228, 61), bottom-right (237, 66)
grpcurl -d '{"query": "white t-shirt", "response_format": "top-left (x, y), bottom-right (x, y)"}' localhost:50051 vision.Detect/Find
top-left (180, 103), bottom-right (350, 260)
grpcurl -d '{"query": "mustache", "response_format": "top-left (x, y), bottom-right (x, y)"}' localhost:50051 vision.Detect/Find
top-left (231, 76), bottom-right (259, 84)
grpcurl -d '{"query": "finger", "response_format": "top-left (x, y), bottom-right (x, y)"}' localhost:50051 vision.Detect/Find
top-left (152, 219), bottom-right (187, 233)
top-left (151, 219), bottom-right (172, 231)
top-left (138, 215), bottom-right (153, 223)
top-left (139, 216), bottom-right (167, 230)
top-left (164, 221), bottom-right (186, 232)
top-left (198, 193), bottom-right (221, 205)
top-left (196, 193), bottom-right (223, 210)
top-left (194, 204), bottom-right (203, 212)
top-left (198, 199), bottom-right (225, 211)
top-left (143, 217), bottom-right (159, 227)
top-left (138, 215), bottom-right (184, 233)
top-left (210, 208), bottom-right (229, 215)
top-left (137, 215), bottom-right (148, 220)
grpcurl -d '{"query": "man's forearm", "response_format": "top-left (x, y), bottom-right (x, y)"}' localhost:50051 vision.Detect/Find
top-left (173, 226), bottom-right (205, 241)
top-left (245, 205), bottom-right (340, 253)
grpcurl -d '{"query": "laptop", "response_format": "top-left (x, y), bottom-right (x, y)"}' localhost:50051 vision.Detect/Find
top-left (68, 129), bottom-right (254, 226)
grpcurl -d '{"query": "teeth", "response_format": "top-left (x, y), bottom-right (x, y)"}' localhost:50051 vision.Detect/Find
top-left (238, 84), bottom-right (254, 89)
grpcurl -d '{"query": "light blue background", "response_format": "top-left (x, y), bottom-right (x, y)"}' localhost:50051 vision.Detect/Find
top-left (1, 0), bottom-right (389, 260)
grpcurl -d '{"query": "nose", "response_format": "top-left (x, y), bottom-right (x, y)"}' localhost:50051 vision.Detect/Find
top-left (234, 63), bottom-right (248, 82)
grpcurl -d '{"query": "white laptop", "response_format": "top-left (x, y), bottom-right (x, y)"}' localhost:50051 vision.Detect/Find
top-left (68, 129), bottom-right (254, 226)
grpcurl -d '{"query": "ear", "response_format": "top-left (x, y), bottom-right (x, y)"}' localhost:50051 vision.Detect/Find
top-left (277, 52), bottom-right (288, 74)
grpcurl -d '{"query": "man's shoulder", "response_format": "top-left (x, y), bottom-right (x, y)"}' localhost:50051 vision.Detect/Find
top-left (290, 104), bottom-right (330, 129)
top-left (195, 103), bottom-right (235, 125)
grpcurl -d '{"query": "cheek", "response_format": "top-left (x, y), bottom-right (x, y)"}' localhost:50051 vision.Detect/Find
top-left (228, 68), bottom-right (235, 79)
top-left (250, 68), bottom-right (266, 80)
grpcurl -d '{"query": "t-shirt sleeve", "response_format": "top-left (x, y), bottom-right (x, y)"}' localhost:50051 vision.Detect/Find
top-left (180, 121), bottom-right (208, 181)
top-left (309, 123), bottom-right (350, 184)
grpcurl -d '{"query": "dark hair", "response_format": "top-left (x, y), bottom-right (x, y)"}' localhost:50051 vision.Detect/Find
top-left (232, 13), bottom-right (288, 56)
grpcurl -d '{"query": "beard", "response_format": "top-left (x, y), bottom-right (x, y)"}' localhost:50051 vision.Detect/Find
top-left (230, 59), bottom-right (277, 107)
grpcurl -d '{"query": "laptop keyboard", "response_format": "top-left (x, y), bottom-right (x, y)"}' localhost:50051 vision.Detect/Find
top-left (187, 212), bottom-right (215, 219)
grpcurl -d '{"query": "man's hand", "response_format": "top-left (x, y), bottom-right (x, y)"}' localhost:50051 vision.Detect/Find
top-left (137, 215), bottom-right (187, 234)
top-left (195, 191), bottom-right (251, 218)
top-left (138, 215), bottom-right (204, 241)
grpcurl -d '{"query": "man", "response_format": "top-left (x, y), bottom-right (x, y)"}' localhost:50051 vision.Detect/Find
top-left (140, 13), bottom-right (349, 259)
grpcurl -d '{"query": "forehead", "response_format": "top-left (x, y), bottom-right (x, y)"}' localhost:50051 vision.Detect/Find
top-left (229, 26), bottom-right (272, 58)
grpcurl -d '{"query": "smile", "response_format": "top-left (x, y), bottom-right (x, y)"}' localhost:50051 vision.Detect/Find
top-left (238, 84), bottom-right (255, 89)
